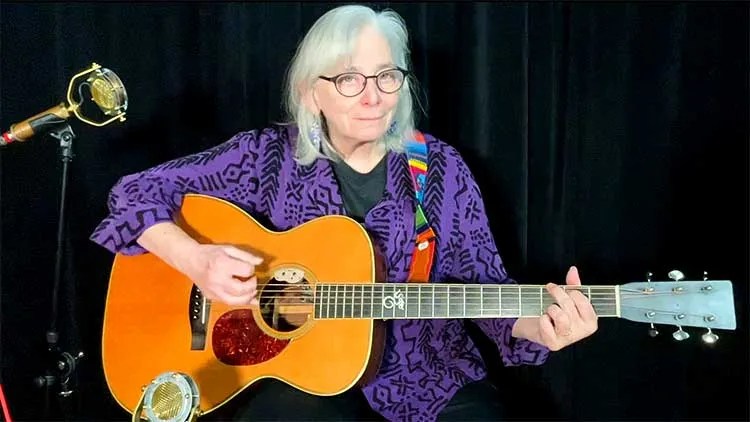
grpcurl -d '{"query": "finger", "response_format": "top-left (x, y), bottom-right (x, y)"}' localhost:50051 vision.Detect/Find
top-left (569, 290), bottom-right (597, 322)
top-left (222, 275), bottom-right (258, 297)
top-left (223, 246), bottom-right (264, 266)
top-left (546, 304), bottom-right (571, 336)
top-left (565, 266), bottom-right (581, 286)
top-left (546, 283), bottom-right (577, 316)
top-left (219, 254), bottom-right (255, 278)
top-left (220, 281), bottom-right (251, 297)
top-left (539, 315), bottom-right (558, 345)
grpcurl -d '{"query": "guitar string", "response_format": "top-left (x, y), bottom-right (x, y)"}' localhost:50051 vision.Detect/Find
top-left (256, 287), bottom-right (622, 291)
top-left (253, 286), bottom-right (681, 295)
top-left (202, 293), bottom-right (692, 307)
top-left (225, 291), bottom-right (685, 300)
top-left (308, 309), bottom-right (715, 319)
top-left (213, 293), bottom-right (624, 301)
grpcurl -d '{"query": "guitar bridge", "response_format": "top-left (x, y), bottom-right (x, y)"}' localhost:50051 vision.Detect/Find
top-left (189, 285), bottom-right (209, 350)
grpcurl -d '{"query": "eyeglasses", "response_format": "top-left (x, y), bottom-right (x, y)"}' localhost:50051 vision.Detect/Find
top-left (318, 67), bottom-right (409, 97)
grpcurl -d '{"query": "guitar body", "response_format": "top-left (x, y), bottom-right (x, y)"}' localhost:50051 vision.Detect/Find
top-left (101, 194), bottom-right (386, 415)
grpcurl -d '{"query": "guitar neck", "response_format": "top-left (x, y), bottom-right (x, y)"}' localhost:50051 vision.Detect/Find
top-left (312, 283), bottom-right (620, 320)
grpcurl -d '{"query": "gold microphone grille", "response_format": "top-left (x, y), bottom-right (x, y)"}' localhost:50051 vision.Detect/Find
top-left (150, 382), bottom-right (184, 420)
top-left (90, 78), bottom-right (117, 111)
top-left (88, 68), bottom-right (127, 116)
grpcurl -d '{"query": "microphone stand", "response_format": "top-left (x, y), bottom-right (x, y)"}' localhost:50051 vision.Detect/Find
top-left (33, 121), bottom-right (84, 420)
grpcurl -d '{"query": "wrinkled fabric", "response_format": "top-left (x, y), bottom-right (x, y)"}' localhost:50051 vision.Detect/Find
top-left (91, 124), bottom-right (549, 421)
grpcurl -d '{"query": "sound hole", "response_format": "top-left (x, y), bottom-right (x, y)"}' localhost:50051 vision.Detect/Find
top-left (259, 267), bottom-right (314, 332)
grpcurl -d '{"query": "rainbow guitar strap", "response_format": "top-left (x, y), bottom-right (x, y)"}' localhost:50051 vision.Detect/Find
top-left (404, 131), bottom-right (436, 283)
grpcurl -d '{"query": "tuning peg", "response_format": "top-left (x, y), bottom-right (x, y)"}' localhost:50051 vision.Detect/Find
top-left (645, 271), bottom-right (655, 293)
top-left (668, 270), bottom-right (685, 282)
top-left (702, 328), bottom-right (719, 344)
top-left (648, 323), bottom-right (659, 337)
top-left (703, 271), bottom-right (708, 281)
top-left (672, 325), bottom-right (689, 341)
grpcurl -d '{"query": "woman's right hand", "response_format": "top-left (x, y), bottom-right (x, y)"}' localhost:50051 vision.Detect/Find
top-left (180, 244), bottom-right (264, 306)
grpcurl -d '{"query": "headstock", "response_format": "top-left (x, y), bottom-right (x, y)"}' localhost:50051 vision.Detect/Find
top-left (619, 270), bottom-right (736, 344)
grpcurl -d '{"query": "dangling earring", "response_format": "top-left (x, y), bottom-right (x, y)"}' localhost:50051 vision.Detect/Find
top-left (309, 119), bottom-right (322, 149)
top-left (386, 120), bottom-right (398, 136)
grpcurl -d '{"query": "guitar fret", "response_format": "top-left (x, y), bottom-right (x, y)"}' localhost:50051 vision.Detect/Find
top-left (341, 285), bottom-right (346, 318)
top-left (370, 285), bottom-right (375, 319)
top-left (434, 285), bottom-right (447, 317)
top-left (384, 284), bottom-right (388, 318)
top-left (390, 284), bottom-right (396, 318)
top-left (501, 286), bottom-right (517, 317)
top-left (349, 284), bottom-right (356, 318)
top-left (469, 285), bottom-right (479, 318)
top-left (446, 286), bottom-right (450, 316)
top-left (479, 285), bottom-right (484, 317)
top-left (325, 285), bottom-right (331, 319)
top-left (359, 286), bottom-right (365, 318)
top-left (333, 285), bottom-right (337, 319)
top-left (431, 285), bottom-right (435, 318)
top-left (481, 285), bottom-right (497, 317)
top-left (314, 285), bottom-right (320, 318)
top-left (343, 285), bottom-right (347, 318)
top-left (520, 286), bottom-right (534, 317)
top-left (539, 287), bottom-right (545, 315)
top-left (417, 284), bottom-right (421, 318)
top-left (448, 285), bottom-right (464, 317)
top-left (539, 288), bottom-right (543, 316)
top-left (497, 286), bottom-right (503, 316)
top-left (405, 284), bottom-right (410, 317)
top-left (373, 284), bottom-right (380, 319)
top-left (462, 285), bottom-right (466, 317)
top-left (344, 285), bottom-right (349, 318)
top-left (319, 284), bottom-right (324, 319)
top-left (382, 284), bottom-right (388, 319)
top-left (342, 285), bottom-right (347, 318)
top-left (336, 285), bottom-right (340, 318)
top-left (360, 285), bottom-right (369, 318)
top-left (517, 286), bottom-right (521, 317)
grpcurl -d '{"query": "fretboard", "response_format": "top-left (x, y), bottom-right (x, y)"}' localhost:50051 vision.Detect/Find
top-left (312, 283), bottom-right (619, 319)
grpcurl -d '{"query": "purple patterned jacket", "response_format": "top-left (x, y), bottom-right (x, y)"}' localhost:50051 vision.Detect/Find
top-left (90, 124), bottom-right (549, 421)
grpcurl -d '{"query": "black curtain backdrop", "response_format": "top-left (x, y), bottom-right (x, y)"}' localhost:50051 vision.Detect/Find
top-left (1, 2), bottom-right (748, 421)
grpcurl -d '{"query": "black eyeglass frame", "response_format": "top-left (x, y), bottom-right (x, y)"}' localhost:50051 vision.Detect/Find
top-left (318, 67), bottom-right (410, 97)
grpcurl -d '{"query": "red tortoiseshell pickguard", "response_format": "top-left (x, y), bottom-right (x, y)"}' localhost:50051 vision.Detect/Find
top-left (212, 309), bottom-right (289, 365)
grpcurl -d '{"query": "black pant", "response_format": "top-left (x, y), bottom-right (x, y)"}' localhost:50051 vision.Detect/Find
top-left (231, 378), bottom-right (506, 421)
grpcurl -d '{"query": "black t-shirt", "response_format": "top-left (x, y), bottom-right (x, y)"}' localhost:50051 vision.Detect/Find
top-left (330, 156), bottom-right (387, 223)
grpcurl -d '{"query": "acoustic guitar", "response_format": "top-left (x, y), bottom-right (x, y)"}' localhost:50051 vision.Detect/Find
top-left (101, 194), bottom-right (737, 416)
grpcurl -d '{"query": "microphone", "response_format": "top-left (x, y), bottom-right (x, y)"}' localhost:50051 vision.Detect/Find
top-left (1, 62), bottom-right (127, 146)
top-left (131, 372), bottom-right (201, 422)
top-left (1, 103), bottom-right (71, 145)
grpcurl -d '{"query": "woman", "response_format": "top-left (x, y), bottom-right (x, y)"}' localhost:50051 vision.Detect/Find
top-left (90, 5), bottom-right (598, 421)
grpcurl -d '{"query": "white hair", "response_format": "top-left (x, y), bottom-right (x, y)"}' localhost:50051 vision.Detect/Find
top-left (282, 5), bottom-right (420, 165)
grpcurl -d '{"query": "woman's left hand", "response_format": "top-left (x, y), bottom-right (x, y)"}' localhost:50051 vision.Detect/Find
top-left (540, 266), bottom-right (599, 350)
top-left (512, 266), bottom-right (599, 351)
